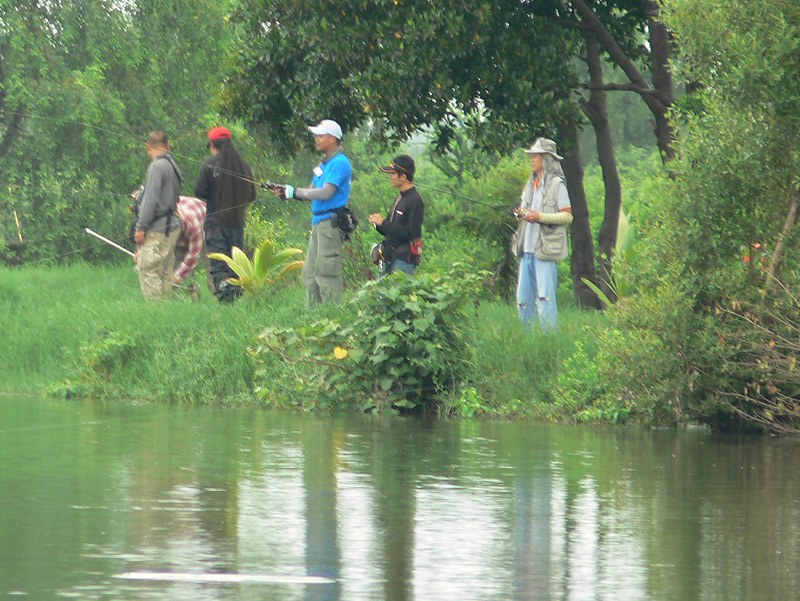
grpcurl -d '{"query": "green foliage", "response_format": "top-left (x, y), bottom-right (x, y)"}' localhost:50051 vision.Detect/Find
top-left (456, 302), bottom-right (607, 420)
top-left (251, 268), bottom-right (488, 412)
top-left (49, 330), bottom-right (136, 399)
top-left (244, 209), bottom-right (299, 251)
top-left (582, 146), bottom-right (664, 236)
top-left (596, 281), bottom-right (701, 423)
top-left (552, 338), bottom-right (615, 422)
top-left (0, 0), bottom-right (238, 265)
top-left (560, 0), bottom-right (800, 433)
top-left (423, 126), bottom-right (499, 183)
top-left (582, 209), bottom-right (639, 305)
top-left (442, 385), bottom-right (484, 419)
top-left (454, 154), bottom-right (528, 299)
top-left (208, 239), bottom-right (304, 298)
top-left (227, 0), bottom-right (587, 154)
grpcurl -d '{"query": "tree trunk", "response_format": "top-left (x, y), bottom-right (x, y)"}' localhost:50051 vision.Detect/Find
top-left (560, 126), bottom-right (603, 309)
top-left (645, 0), bottom-right (676, 162)
top-left (572, 0), bottom-right (677, 163)
top-left (582, 33), bottom-right (622, 302)
top-left (766, 186), bottom-right (800, 291)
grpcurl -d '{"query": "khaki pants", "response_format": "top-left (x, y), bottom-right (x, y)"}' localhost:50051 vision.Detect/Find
top-left (302, 218), bottom-right (345, 306)
top-left (138, 228), bottom-right (180, 301)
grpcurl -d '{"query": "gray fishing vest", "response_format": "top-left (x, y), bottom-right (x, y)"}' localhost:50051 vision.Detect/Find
top-left (534, 174), bottom-right (569, 262)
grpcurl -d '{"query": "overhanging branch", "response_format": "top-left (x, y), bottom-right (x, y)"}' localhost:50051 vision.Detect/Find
top-left (572, 0), bottom-right (667, 114)
top-left (583, 82), bottom-right (663, 97)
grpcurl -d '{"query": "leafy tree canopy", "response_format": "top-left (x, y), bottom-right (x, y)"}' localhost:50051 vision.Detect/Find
top-left (226, 0), bottom-right (649, 155)
top-left (0, 0), bottom-right (236, 263)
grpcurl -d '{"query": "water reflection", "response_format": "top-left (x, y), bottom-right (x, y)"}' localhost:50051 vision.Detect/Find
top-left (0, 398), bottom-right (799, 601)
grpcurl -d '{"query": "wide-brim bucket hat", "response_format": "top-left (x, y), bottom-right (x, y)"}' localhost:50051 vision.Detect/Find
top-left (523, 137), bottom-right (563, 160)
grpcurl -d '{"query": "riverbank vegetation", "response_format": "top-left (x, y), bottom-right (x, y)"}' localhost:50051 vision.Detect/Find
top-left (1, 0), bottom-right (799, 433)
top-left (0, 263), bottom-right (599, 420)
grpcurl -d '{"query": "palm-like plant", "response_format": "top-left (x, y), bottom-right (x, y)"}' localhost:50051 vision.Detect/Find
top-left (208, 239), bottom-right (304, 296)
top-left (583, 211), bottom-right (637, 307)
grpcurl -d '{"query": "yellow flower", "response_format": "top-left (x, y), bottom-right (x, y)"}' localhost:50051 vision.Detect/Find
top-left (333, 346), bottom-right (348, 360)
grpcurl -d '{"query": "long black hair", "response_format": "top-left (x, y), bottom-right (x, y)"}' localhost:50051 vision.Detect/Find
top-left (210, 138), bottom-right (255, 225)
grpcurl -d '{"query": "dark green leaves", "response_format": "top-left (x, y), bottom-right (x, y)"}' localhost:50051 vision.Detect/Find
top-left (251, 267), bottom-right (488, 412)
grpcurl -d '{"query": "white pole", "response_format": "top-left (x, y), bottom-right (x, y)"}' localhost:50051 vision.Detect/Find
top-left (84, 227), bottom-right (136, 257)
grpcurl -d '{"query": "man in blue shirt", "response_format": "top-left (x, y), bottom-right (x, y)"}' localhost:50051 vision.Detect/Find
top-left (275, 119), bottom-right (352, 305)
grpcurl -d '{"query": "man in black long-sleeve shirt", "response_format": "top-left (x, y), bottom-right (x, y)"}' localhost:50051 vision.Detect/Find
top-left (368, 154), bottom-right (425, 277)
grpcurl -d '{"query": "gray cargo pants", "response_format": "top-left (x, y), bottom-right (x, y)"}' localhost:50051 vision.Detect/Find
top-left (302, 217), bottom-right (345, 306)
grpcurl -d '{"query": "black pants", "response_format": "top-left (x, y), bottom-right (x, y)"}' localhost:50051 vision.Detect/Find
top-left (206, 223), bottom-right (245, 302)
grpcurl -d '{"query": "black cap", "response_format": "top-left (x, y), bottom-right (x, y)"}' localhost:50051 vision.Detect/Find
top-left (379, 154), bottom-right (415, 178)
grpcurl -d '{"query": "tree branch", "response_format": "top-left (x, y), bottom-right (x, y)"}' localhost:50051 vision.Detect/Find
top-left (766, 185), bottom-right (800, 291)
top-left (579, 97), bottom-right (599, 125)
top-left (558, 18), bottom-right (590, 31)
top-left (583, 82), bottom-right (662, 96)
top-left (571, 0), bottom-right (667, 113)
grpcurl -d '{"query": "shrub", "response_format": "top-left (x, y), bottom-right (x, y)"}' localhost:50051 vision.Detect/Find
top-left (49, 330), bottom-right (137, 399)
top-left (251, 267), bottom-right (487, 412)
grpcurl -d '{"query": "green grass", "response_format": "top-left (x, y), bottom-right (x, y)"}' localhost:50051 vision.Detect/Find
top-left (0, 264), bottom-right (607, 416)
top-left (468, 301), bottom-right (605, 418)
top-left (0, 263), bottom-right (306, 403)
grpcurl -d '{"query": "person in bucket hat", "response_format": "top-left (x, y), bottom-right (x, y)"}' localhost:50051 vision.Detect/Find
top-left (513, 137), bottom-right (573, 332)
top-left (368, 154), bottom-right (425, 278)
top-left (271, 119), bottom-right (352, 306)
top-left (523, 137), bottom-right (564, 160)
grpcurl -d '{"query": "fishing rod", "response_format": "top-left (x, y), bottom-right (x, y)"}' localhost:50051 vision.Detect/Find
top-left (3, 112), bottom-right (517, 267)
top-left (5, 111), bottom-right (275, 192)
top-left (6, 111), bottom-right (513, 212)
top-left (390, 180), bottom-right (510, 213)
top-left (353, 170), bottom-right (516, 222)
top-left (84, 228), bottom-right (135, 258)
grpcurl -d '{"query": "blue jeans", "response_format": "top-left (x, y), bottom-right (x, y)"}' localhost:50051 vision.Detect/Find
top-left (380, 258), bottom-right (417, 279)
top-left (517, 253), bottom-right (558, 332)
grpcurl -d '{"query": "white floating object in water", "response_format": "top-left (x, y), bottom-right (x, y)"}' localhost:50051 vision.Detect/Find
top-left (115, 572), bottom-right (335, 585)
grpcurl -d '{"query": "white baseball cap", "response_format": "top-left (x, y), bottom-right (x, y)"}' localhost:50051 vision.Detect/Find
top-left (308, 119), bottom-right (343, 139)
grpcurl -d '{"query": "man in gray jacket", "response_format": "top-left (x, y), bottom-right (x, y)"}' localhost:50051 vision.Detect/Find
top-left (134, 131), bottom-right (182, 301)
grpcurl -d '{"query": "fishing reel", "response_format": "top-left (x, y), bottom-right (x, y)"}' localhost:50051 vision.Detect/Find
top-left (127, 186), bottom-right (144, 215)
top-left (260, 180), bottom-right (289, 199)
top-left (260, 180), bottom-right (282, 192)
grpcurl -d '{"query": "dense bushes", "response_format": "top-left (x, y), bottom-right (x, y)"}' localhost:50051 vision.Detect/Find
top-left (251, 268), bottom-right (487, 413)
top-left (559, 0), bottom-right (800, 434)
top-left (0, 1), bottom-right (235, 265)
top-left (2, 263), bottom-right (598, 418)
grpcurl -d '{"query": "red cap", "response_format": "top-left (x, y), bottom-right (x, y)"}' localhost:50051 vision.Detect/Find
top-left (208, 126), bottom-right (232, 141)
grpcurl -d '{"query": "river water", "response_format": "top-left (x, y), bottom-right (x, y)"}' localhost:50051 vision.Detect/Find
top-left (1, 395), bottom-right (799, 601)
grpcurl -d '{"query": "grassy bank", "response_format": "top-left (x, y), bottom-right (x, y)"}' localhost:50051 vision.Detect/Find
top-left (0, 264), bottom-right (602, 417)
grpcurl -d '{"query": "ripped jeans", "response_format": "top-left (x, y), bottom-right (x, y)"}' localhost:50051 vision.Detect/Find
top-left (517, 252), bottom-right (559, 332)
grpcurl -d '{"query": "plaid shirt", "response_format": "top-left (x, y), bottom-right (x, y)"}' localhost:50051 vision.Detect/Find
top-left (173, 196), bottom-right (206, 282)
